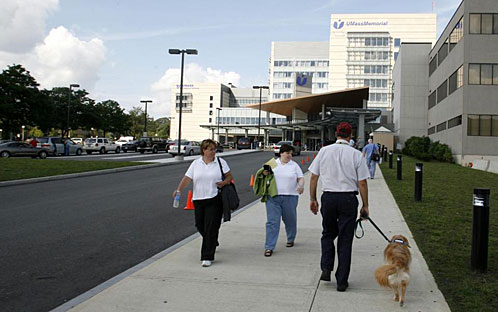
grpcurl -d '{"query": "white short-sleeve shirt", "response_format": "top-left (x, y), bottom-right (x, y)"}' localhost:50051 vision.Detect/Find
top-left (309, 139), bottom-right (369, 192)
top-left (273, 158), bottom-right (304, 195)
top-left (185, 157), bottom-right (230, 200)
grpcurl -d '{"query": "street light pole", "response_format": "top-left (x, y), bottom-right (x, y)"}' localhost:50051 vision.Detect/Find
top-left (252, 85), bottom-right (269, 149)
top-left (169, 48), bottom-right (198, 160)
top-left (21, 125), bottom-right (25, 141)
top-left (67, 84), bottom-right (79, 138)
top-left (216, 107), bottom-right (222, 143)
top-left (140, 100), bottom-right (152, 136)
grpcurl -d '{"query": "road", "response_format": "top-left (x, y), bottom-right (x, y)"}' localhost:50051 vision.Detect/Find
top-left (0, 151), bottom-right (312, 312)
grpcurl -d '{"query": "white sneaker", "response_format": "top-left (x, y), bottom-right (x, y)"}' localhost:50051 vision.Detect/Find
top-left (201, 260), bottom-right (212, 267)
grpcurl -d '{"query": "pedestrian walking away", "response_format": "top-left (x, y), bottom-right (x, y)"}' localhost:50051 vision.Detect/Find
top-left (308, 122), bottom-right (370, 292)
top-left (255, 144), bottom-right (304, 257)
top-left (362, 138), bottom-right (380, 179)
top-left (173, 139), bottom-right (233, 267)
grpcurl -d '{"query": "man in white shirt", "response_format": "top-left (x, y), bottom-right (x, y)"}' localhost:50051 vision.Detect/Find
top-left (309, 122), bottom-right (370, 292)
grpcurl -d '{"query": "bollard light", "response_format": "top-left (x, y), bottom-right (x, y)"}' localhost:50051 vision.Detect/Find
top-left (388, 151), bottom-right (393, 169)
top-left (471, 188), bottom-right (490, 273)
top-left (397, 155), bottom-right (402, 180)
top-left (414, 163), bottom-right (423, 201)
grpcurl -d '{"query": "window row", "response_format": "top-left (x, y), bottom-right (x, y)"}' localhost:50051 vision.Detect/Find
top-left (469, 63), bottom-right (498, 85)
top-left (347, 37), bottom-right (391, 47)
top-left (468, 114), bottom-right (498, 136)
top-left (428, 115), bottom-right (463, 135)
top-left (365, 51), bottom-right (390, 61)
top-left (273, 82), bottom-right (328, 89)
top-left (273, 93), bottom-right (292, 99)
top-left (273, 71), bottom-right (328, 78)
top-left (347, 65), bottom-right (389, 75)
top-left (369, 93), bottom-right (388, 102)
top-left (216, 117), bottom-right (287, 125)
top-left (428, 66), bottom-right (463, 109)
top-left (470, 13), bottom-right (498, 34)
top-left (429, 16), bottom-right (464, 76)
top-left (273, 60), bottom-right (329, 67)
top-left (364, 79), bottom-right (388, 88)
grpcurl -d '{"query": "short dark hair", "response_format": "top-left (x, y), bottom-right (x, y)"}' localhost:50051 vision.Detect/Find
top-left (279, 144), bottom-right (294, 155)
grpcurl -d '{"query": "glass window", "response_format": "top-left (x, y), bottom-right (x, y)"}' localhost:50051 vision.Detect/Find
top-left (438, 39), bottom-right (449, 65)
top-left (383, 51), bottom-right (389, 60)
top-left (457, 66), bottom-right (463, 88)
top-left (437, 121), bottom-right (447, 132)
top-left (449, 70), bottom-right (458, 94)
top-left (481, 64), bottom-right (493, 84)
top-left (383, 38), bottom-right (388, 46)
top-left (394, 38), bottom-right (401, 47)
top-left (470, 14), bottom-right (481, 34)
top-left (494, 14), bottom-right (498, 34)
top-left (493, 116), bottom-right (498, 136)
top-left (450, 17), bottom-right (464, 50)
top-left (437, 81), bottom-right (448, 103)
top-left (469, 64), bottom-right (481, 84)
top-left (428, 126), bottom-right (436, 135)
top-left (493, 65), bottom-right (498, 85)
top-left (448, 115), bottom-right (462, 129)
top-left (429, 57), bottom-right (437, 76)
top-left (468, 115), bottom-right (479, 136)
top-left (394, 52), bottom-right (398, 61)
top-left (480, 115), bottom-right (492, 136)
top-left (429, 91), bottom-right (437, 109)
top-left (364, 66), bottom-right (370, 74)
top-left (377, 38), bottom-right (383, 46)
top-left (482, 14), bottom-right (493, 34)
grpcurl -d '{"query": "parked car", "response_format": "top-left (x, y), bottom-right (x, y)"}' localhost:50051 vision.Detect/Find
top-left (137, 137), bottom-right (168, 154)
top-left (273, 141), bottom-right (301, 156)
top-left (36, 137), bottom-right (64, 156)
top-left (0, 139), bottom-right (12, 144)
top-left (83, 137), bottom-right (120, 154)
top-left (122, 140), bottom-right (138, 153)
top-left (115, 136), bottom-right (134, 148)
top-left (71, 138), bottom-right (83, 145)
top-left (0, 142), bottom-right (49, 159)
top-left (169, 140), bottom-right (201, 156)
top-left (237, 137), bottom-right (251, 150)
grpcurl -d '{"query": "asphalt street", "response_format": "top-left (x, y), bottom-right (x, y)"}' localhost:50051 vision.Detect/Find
top-left (0, 151), bottom-right (312, 312)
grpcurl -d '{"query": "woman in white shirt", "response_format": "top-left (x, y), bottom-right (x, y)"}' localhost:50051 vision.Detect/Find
top-left (173, 139), bottom-right (233, 267)
top-left (264, 144), bottom-right (304, 257)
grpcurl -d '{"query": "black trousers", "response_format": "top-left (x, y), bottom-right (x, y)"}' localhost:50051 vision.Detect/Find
top-left (193, 194), bottom-right (223, 261)
top-left (320, 192), bottom-right (358, 285)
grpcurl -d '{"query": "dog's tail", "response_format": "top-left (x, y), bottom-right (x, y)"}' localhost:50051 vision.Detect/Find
top-left (375, 264), bottom-right (398, 287)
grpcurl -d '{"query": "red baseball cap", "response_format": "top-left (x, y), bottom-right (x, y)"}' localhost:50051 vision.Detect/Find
top-left (336, 122), bottom-right (352, 137)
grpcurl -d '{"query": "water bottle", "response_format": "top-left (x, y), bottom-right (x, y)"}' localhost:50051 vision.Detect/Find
top-left (173, 190), bottom-right (181, 208)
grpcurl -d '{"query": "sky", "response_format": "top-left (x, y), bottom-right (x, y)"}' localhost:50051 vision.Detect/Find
top-left (0, 0), bottom-right (462, 119)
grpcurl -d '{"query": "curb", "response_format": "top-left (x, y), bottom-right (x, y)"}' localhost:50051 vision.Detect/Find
top-left (0, 150), bottom-right (261, 188)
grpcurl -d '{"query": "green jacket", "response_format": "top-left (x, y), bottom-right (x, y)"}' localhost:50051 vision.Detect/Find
top-left (253, 167), bottom-right (278, 202)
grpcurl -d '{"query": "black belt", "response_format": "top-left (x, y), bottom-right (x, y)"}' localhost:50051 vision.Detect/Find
top-left (323, 191), bottom-right (358, 195)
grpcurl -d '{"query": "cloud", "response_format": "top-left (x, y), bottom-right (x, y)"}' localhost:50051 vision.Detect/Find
top-left (23, 26), bottom-right (106, 89)
top-left (150, 63), bottom-right (241, 117)
top-left (0, 0), bottom-right (59, 53)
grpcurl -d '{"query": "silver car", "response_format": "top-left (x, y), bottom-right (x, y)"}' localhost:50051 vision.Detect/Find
top-left (169, 140), bottom-right (201, 156)
top-left (0, 142), bottom-right (49, 159)
top-left (273, 141), bottom-right (301, 156)
top-left (36, 137), bottom-right (83, 156)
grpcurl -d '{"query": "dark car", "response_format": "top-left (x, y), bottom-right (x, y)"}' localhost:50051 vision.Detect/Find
top-left (237, 137), bottom-right (251, 150)
top-left (215, 141), bottom-right (224, 153)
top-left (0, 142), bottom-right (49, 159)
top-left (122, 140), bottom-right (138, 153)
top-left (137, 137), bottom-right (168, 154)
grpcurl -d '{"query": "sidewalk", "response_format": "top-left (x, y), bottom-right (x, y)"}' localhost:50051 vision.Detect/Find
top-left (56, 168), bottom-right (450, 312)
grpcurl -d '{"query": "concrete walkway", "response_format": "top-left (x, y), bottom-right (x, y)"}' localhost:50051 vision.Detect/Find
top-left (55, 167), bottom-right (450, 312)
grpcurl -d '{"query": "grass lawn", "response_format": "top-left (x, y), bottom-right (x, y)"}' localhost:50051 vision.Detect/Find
top-left (0, 158), bottom-right (146, 182)
top-left (379, 155), bottom-right (498, 312)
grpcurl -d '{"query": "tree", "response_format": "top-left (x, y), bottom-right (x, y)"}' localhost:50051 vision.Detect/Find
top-left (93, 100), bottom-right (132, 137)
top-left (128, 106), bottom-right (145, 138)
top-left (0, 64), bottom-right (41, 139)
top-left (155, 117), bottom-right (170, 138)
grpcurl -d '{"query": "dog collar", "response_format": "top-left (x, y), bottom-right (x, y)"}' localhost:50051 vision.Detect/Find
top-left (392, 239), bottom-right (406, 245)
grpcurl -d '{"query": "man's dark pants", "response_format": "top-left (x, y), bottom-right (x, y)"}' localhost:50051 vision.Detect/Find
top-left (193, 195), bottom-right (223, 261)
top-left (320, 192), bottom-right (359, 285)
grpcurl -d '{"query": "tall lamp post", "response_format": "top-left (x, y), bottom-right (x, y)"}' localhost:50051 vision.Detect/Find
top-left (216, 107), bottom-right (222, 143)
top-left (169, 48), bottom-right (198, 160)
top-left (67, 84), bottom-right (79, 138)
top-left (252, 85), bottom-right (269, 149)
top-left (21, 125), bottom-right (25, 141)
top-left (140, 100), bottom-right (152, 136)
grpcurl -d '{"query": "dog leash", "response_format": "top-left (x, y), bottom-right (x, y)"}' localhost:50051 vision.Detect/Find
top-left (355, 215), bottom-right (391, 243)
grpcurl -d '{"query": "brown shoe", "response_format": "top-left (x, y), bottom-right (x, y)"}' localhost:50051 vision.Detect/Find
top-left (264, 249), bottom-right (273, 257)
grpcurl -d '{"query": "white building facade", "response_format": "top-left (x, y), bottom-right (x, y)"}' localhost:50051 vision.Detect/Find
top-left (329, 14), bottom-right (437, 113)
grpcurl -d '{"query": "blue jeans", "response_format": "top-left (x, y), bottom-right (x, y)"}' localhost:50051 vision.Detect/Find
top-left (367, 158), bottom-right (377, 178)
top-left (265, 195), bottom-right (298, 250)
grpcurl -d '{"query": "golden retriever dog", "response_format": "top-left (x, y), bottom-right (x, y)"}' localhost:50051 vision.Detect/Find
top-left (375, 235), bottom-right (411, 307)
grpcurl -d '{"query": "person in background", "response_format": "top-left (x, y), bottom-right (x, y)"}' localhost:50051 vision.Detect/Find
top-left (263, 144), bottom-right (304, 257)
top-left (309, 122), bottom-right (370, 292)
top-left (173, 139), bottom-right (233, 267)
top-left (362, 138), bottom-right (380, 179)
top-left (29, 137), bottom-right (39, 147)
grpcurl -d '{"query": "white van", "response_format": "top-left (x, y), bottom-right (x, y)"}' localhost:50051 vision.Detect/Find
top-left (115, 136), bottom-right (134, 147)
